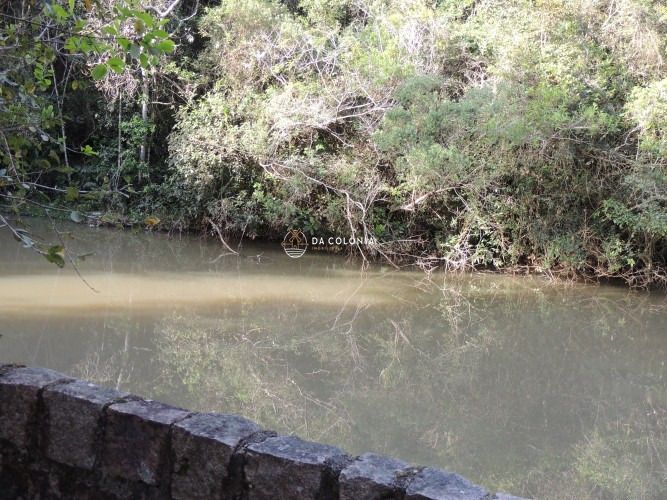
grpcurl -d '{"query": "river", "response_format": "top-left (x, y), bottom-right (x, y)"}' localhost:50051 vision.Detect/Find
top-left (0, 218), bottom-right (665, 499)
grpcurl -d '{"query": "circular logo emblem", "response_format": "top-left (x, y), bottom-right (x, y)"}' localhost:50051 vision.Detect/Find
top-left (282, 229), bottom-right (308, 258)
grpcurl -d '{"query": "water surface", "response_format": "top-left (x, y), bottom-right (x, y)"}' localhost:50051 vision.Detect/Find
top-left (1, 218), bottom-right (665, 499)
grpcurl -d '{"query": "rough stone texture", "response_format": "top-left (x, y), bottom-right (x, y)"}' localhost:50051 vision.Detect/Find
top-left (405, 468), bottom-right (491, 500)
top-left (244, 435), bottom-right (348, 499)
top-left (0, 364), bottom-right (21, 376)
top-left (43, 379), bottom-right (129, 470)
top-left (0, 366), bottom-right (528, 500)
top-left (100, 399), bottom-right (190, 486)
top-left (171, 412), bottom-right (261, 500)
top-left (339, 452), bottom-right (408, 500)
top-left (0, 366), bottom-right (72, 449)
top-left (0, 444), bottom-right (162, 500)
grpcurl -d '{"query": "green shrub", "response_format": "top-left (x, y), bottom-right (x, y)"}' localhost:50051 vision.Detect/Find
top-left (162, 0), bottom-right (667, 285)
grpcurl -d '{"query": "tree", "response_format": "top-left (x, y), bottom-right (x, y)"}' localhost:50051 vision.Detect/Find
top-left (0, 0), bottom-right (187, 265)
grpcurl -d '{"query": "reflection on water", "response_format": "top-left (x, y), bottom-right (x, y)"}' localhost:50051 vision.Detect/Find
top-left (1, 219), bottom-right (665, 499)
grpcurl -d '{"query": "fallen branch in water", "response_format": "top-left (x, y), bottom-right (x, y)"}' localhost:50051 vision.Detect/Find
top-left (205, 216), bottom-right (239, 255)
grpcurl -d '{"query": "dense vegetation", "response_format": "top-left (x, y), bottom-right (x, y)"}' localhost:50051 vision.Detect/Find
top-left (1, 0), bottom-right (666, 286)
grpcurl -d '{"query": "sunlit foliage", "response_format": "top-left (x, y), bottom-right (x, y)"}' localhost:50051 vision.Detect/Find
top-left (165, 0), bottom-right (667, 285)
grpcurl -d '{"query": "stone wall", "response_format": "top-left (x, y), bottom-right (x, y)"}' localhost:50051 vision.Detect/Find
top-left (0, 365), bottom-right (525, 500)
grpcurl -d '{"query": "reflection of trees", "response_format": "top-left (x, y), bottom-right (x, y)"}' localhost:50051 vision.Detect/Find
top-left (154, 306), bottom-right (364, 441)
top-left (20, 266), bottom-right (661, 500)
top-left (148, 281), bottom-right (665, 499)
top-left (0, 217), bottom-right (193, 275)
top-left (74, 323), bottom-right (133, 391)
top-left (430, 279), bottom-right (667, 499)
top-left (70, 317), bottom-right (160, 399)
top-left (10, 221), bottom-right (663, 498)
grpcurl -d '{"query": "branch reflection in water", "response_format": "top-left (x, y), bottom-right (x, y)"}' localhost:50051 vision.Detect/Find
top-left (0, 219), bottom-right (664, 499)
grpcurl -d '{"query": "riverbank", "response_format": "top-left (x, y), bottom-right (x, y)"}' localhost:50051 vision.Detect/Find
top-left (3, 209), bottom-right (662, 291)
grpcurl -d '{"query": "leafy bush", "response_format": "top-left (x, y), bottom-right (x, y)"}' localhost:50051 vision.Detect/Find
top-left (4, 0), bottom-right (665, 286)
top-left (164, 0), bottom-right (667, 285)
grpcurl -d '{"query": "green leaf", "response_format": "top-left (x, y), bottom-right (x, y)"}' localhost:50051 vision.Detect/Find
top-left (103, 25), bottom-right (119, 36)
top-left (107, 57), bottom-right (126, 74)
top-left (116, 5), bottom-right (132, 17)
top-left (135, 12), bottom-right (155, 28)
top-left (64, 37), bottom-right (78, 53)
top-left (155, 39), bottom-right (175, 53)
top-left (151, 29), bottom-right (169, 40)
top-left (51, 4), bottom-right (69, 22)
top-left (65, 185), bottom-right (79, 201)
top-left (45, 245), bottom-right (65, 268)
top-left (56, 166), bottom-right (75, 174)
top-left (139, 53), bottom-right (149, 68)
top-left (68, 0), bottom-right (75, 13)
top-left (81, 144), bottom-right (99, 156)
top-left (117, 37), bottom-right (131, 51)
top-left (91, 64), bottom-right (108, 80)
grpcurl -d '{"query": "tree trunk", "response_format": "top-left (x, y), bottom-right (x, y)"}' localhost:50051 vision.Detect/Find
top-left (139, 70), bottom-right (149, 165)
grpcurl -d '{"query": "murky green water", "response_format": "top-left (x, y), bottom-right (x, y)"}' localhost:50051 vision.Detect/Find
top-left (1, 218), bottom-right (665, 499)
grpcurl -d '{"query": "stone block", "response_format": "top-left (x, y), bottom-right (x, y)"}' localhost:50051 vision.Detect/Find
top-left (405, 468), bottom-right (490, 500)
top-left (0, 364), bottom-right (21, 376)
top-left (43, 379), bottom-right (128, 469)
top-left (0, 367), bottom-right (71, 449)
top-left (171, 412), bottom-right (261, 500)
top-left (100, 399), bottom-right (190, 486)
top-left (244, 435), bottom-right (348, 499)
top-left (339, 452), bottom-right (408, 500)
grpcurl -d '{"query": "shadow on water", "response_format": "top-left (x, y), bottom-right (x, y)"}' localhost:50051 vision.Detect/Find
top-left (0, 218), bottom-right (665, 499)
